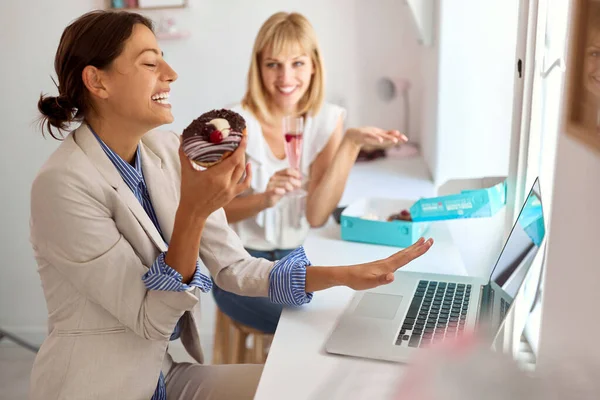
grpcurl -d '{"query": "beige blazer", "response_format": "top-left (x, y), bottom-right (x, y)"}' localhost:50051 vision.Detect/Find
top-left (29, 124), bottom-right (274, 399)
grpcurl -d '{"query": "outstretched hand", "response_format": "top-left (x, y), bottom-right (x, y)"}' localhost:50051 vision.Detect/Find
top-left (345, 126), bottom-right (408, 148)
top-left (343, 237), bottom-right (434, 290)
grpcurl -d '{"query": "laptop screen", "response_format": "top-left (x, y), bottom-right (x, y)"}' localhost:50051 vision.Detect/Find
top-left (487, 179), bottom-right (545, 301)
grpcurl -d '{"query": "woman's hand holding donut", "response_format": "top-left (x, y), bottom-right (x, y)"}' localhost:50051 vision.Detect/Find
top-left (178, 136), bottom-right (252, 220)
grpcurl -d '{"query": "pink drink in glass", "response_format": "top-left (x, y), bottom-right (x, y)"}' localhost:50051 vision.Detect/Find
top-left (284, 132), bottom-right (304, 170)
top-left (282, 116), bottom-right (306, 199)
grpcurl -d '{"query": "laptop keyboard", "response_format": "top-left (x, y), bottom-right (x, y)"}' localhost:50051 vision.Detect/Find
top-left (395, 280), bottom-right (471, 348)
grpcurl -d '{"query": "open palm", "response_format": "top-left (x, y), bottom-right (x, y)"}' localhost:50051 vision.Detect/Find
top-left (345, 238), bottom-right (433, 290)
top-left (346, 126), bottom-right (408, 148)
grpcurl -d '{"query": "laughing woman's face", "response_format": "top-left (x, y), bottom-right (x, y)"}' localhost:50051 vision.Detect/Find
top-left (95, 24), bottom-right (178, 130)
top-left (584, 29), bottom-right (600, 99)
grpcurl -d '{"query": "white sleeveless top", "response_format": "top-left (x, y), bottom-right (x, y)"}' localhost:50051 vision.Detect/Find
top-left (228, 102), bottom-right (346, 250)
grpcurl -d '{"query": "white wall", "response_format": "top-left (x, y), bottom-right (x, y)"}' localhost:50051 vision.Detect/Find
top-left (419, 0), bottom-right (440, 181)
top-left (420, 0), bottom-right (520, 185)
top-left (351, 0), bottom-right (423, 137)
top-left (0, 0), bottom-right (422, 342)
top-left (0, 0), bottom-right (106, 342)
top-left (537, 135), bottom-right (600, 371)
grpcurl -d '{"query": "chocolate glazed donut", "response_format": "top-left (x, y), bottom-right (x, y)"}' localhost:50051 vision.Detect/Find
top-left (182, 109), bottom-right (247, 167)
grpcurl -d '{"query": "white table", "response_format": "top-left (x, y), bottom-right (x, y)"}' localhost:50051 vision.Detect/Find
top-left (255, 156), bottom-right (473, 400)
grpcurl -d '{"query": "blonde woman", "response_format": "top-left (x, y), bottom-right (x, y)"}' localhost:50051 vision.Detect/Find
top-left (213, 12), bottom-right (407, 334)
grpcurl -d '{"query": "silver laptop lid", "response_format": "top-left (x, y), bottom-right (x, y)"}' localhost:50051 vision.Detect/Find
top-left (488, 179), bottom-right (544, 292)
top-left (480, 178), bottom-right (545, 332)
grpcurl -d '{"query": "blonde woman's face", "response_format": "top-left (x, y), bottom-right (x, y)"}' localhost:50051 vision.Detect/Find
top-left (260, 47), bottom-right (314, 114)
top-left (584, 29), bottom-right (600, 99)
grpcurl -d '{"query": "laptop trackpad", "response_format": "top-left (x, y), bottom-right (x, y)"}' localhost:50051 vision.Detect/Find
top-left (352, 293), bottom-right (403, 320)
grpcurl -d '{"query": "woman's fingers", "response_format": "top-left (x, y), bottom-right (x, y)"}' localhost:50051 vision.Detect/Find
top-left (394, 131), bottom-right (408, 142)
top-left (178, 145), bottom-right (195, 173)
top-left (275, 168), bottom-right (302, 179)
top-left (231, 155), bottom-right (247, 184)
top-left (214, 137), bottom-right (247, 175)
top-left (268, 176), bottom-right (302, 190)
top-left (282, 181), bottom-right (294, 192)
top-left (267, 183), bottom-right (292, 193)
top-left (264, 169), bottom-right (303, 204)
top-left (235, 135), bottom-right (248, 156)
top-left (357, 128), bottom-right (408, 146)
top-left (285, 177), bottom-right (302, 188)
top-left (235, 163), bottom-right (252, 196)
top-left (357, 239), bottom-right (432, 290)
top-left (356, 130), bottom-right (392, 145)
top-left (389, 238), bottom-right (434, 271)
top-left (273, 176), bottom-right (301, 187)
top-left (380, 131), bottom-right (402, 143)
top-left (372, 130), bottom-right (403, 144)
top-left (383, 129), bottom-right (405, 140)
top-left (363, 132), bottom-right (384, 143)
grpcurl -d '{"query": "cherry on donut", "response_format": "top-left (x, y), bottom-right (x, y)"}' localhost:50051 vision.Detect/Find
top-left (209, 130), bottom-right (223, 144)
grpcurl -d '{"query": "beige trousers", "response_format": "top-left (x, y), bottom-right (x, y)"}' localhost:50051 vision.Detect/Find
top-left (164, 356), bottom-right (264, 400)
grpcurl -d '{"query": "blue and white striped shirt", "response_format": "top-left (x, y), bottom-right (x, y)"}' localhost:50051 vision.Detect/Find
top-left (92, 128), bottom-right (312, 399)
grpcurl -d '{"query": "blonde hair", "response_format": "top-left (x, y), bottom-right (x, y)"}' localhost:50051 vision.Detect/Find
top-left (241, 12), bottom-right (325, 124)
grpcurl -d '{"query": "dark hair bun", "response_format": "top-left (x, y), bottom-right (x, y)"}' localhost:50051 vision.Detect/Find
top-left (38, 94), bottom-right (75, 139)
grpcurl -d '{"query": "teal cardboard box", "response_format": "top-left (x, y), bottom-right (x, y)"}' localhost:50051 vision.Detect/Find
top-left (409, 177), bottom-right (507, 222)
top-left (341, 198), bottom-right (430, 248)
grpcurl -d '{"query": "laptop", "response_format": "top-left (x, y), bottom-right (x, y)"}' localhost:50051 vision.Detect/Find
top-left (325, 178), bottom-right (545, 363)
